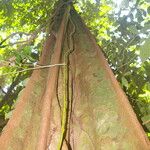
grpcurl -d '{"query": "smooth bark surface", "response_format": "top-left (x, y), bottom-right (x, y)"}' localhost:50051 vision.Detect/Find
top-left (0, 3), bottom-right (149, 150)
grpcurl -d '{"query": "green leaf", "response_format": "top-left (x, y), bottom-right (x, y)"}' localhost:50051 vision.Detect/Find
top-left (121, 77), bottom-right (129, 88)
top-left (147, 6), bottom-right (150, 14)
top-left (128, 25), bottom-right (138, 34)
top-left (136, 9), bottom-right (144, 22)
top-left (140, 38), bottom-right (150, 62)
top-left (142, 115), bottom-right (150, 131)
top-left (141, 23), bottom-right (150, 33)
top-left (5, 110), bottom-right (13, 119)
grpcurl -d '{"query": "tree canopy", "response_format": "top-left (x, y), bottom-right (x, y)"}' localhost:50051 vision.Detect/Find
top-left (0, 0), bottom-right (150, 138)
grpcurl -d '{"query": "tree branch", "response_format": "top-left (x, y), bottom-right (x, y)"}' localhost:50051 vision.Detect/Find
top-left (0, 32), bottom-right (32, 47)
top-left (0, 63), bottom-right (66, 76)
top-left (0, 24), bottom-right (46, 49)
top-left (143, 119), bottom-right (150, 125)
top-left (0, 73), bottom-right (22, 108)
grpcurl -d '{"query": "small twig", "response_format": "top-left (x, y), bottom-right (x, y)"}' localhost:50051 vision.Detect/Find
top-left (143, 119), bottom-right (150, 125)
top-left (0, 63), bottom-right (66, 76)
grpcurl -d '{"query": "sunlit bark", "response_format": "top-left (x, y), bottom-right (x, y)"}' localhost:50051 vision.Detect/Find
top-left (0, 1), bottom-right (149, 150)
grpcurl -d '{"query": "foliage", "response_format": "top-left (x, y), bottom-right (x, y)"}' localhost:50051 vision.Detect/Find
top-left (0, 0), bottom-right (150, 136)
top-left (140, 38), bottom-right (150, 62)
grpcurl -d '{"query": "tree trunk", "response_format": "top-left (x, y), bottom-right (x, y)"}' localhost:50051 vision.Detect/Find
top-left (0, 2), bottom-right (149, 150)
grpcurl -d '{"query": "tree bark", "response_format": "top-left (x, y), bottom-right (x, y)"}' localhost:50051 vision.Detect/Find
top-left (0, 2), bottom-right (149, 150)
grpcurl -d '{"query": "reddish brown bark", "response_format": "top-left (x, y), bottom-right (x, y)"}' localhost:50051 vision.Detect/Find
top-left (77, 12), bottom-right (150, 147)
top-left (36, 7), bottom-right (70, 150)
top-left (0, 35), bottom-right (55, 150)
top-left (0, 3), bottom-right (149, 150)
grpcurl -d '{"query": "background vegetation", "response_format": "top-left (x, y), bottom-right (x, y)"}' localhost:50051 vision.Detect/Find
top-left (0, 0), bottom-right (149, 137)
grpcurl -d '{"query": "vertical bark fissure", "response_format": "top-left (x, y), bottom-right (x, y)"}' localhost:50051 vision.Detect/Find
top-left (0, 2), bottom-right (150, 150)
top-left (57, 4), bottom-right (76, 149)
top-left (37, 5), bottom-right (71, 150)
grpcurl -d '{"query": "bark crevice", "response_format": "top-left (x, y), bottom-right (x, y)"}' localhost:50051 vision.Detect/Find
top-left (0, 3), bottom-right (149, 150)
